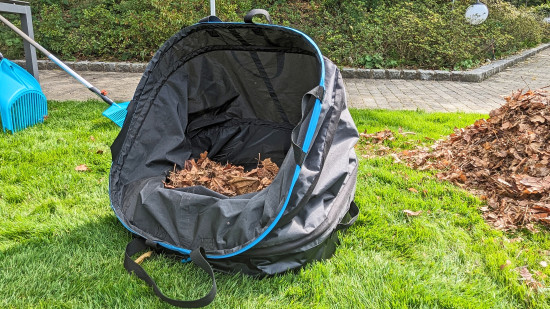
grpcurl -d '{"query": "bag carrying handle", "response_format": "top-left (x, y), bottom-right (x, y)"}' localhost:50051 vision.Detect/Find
top-left (291, 86), bottom-right (325, 166)
top-left (244, 9), bottom-right (273, 24)
top-left (124, 238), bottom-right (217, 308)
top-left (336, 201), bottom-right (359, 231)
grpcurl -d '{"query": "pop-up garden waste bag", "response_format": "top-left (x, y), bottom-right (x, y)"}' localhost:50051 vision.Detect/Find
top-left (108, 9), bottom-right (359, 308)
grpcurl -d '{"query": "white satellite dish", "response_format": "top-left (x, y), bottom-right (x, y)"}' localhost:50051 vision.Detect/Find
top-left (465, 1), bottom-right (489, 25)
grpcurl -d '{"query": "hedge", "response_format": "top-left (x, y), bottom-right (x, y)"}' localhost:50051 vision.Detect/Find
top-left (0, 0), bottom-right (548, 70)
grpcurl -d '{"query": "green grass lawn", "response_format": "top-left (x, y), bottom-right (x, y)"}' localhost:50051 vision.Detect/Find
top-left (1, 101), bottom-right (549, 308)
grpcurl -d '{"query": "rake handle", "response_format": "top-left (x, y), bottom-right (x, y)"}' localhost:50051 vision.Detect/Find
top-left (0, 14), bottom-right (115, 106)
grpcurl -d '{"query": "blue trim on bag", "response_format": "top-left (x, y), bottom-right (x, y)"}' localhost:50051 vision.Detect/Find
top-left (110, 22), bottom-right (325, 259)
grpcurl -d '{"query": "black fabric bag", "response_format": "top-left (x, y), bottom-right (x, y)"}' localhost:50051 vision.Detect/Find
top-left (109, 9), bottom-right (359, 308)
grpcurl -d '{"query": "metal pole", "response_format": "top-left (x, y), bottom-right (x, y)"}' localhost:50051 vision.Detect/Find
top-left (210, 0), bottom-right (215, 16)
top-left (0, 2), bottom-right (39, 80)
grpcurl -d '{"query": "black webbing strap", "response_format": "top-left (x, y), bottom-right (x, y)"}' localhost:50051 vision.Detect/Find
top-left (124, 238), bottom-right (217, 308)
top-left (336, 202), bottom-right (359, 231)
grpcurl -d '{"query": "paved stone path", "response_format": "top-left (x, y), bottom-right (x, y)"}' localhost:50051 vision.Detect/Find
top-left (345, 48), bottom-right (550, 113)
top-left (39, 70), bottom-right (143, 103)
top-left (40, 47), bottom-right (550, 113)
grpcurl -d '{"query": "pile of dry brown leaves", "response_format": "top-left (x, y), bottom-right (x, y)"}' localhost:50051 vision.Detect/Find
top-left (399, 89), bottom-right (550, 231)
top-left (164, 151), bottom-right (279, 196)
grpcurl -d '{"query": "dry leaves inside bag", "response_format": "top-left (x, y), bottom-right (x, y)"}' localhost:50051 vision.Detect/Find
top-left (164, 151), bottom-right (279, 197)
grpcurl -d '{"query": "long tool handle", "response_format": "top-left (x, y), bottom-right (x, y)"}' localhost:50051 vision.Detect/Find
top-left (210, 0), bottom-right (216, 16)
top-left (0, 14), bottom-right (115, 106)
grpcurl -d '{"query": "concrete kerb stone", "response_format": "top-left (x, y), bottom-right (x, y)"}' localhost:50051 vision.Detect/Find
top-left (386, 69), bottom-right (402, 80)
top-left (372, 69), bottom-right (386, 79)
top-left (433, 70), bottom-right (451, 81)
top-left (402, 70), bottom-right (419, 80)
top-left (12, 43), bottom-right (550, 83)
top-left (451, 71), bottom-right (465, 81)
top-left (104, 62), bottom-right (117, 72)
top-left (73, 61), bottom-right (90, 71)
top-left (461, 69), bottom-right (484, 83)
top-left (130, 63), bottom-right (146, 73)
top-left (340, 42), bottom-right (550, 82)
top-left (343, 68), bottom-right (371, 78)
top-left (113, 62), bottom-right (130, 73)
top-left (46, 60), bottom-right (57, 70)
top-left (418, 70), bottom-right (434, 81)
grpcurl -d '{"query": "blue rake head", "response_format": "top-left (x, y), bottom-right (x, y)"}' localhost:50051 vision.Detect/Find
top-left (102, 101), bottom-right (129, 127)
top-left (0, 57), bottom-right (48, 133)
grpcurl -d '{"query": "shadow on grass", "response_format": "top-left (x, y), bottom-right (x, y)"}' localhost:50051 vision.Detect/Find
top-left (0, 215), bottom-right (293, 308)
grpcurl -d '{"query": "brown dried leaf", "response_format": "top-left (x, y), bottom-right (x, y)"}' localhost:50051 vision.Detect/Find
top-left (519, 267), bottom-right (534, 281)
top-left (390, 153), bottom-right (402, 163)
top-left (518, 266), bottom-right (544, 289)
top-left (403, 209), bottom-right (422, 216)
top-left (75, 164), bottom-right (89, 172)
top-left (531, 115), bottom-right (546, 124)
top-left (228, 176), bottom-right (260, 195)
top-left (500, 260), bottom-right (511, 269)
top-left (501, 121), bottom-right (513, 130)
top-left (134, 251), bottom-right (153, 265)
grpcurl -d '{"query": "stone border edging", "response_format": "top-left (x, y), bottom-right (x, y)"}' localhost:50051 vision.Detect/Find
top-left (340, 43), bottom-right (550, 82)
top-left (13, 43), bottom-right (549, 83)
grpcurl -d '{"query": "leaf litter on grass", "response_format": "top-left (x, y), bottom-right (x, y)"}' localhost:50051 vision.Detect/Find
top-left (396, 89), bottom-right (550, 232)
top-left (358, 88), bottom-right (550, 292)
top-left (164, 151), bottom-right (279, 196)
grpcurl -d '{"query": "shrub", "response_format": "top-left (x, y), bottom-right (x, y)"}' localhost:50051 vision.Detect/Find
top-left (0, 14), bottom-right (23, 60)
top-left (0, 0), bottom-right (547, 69)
